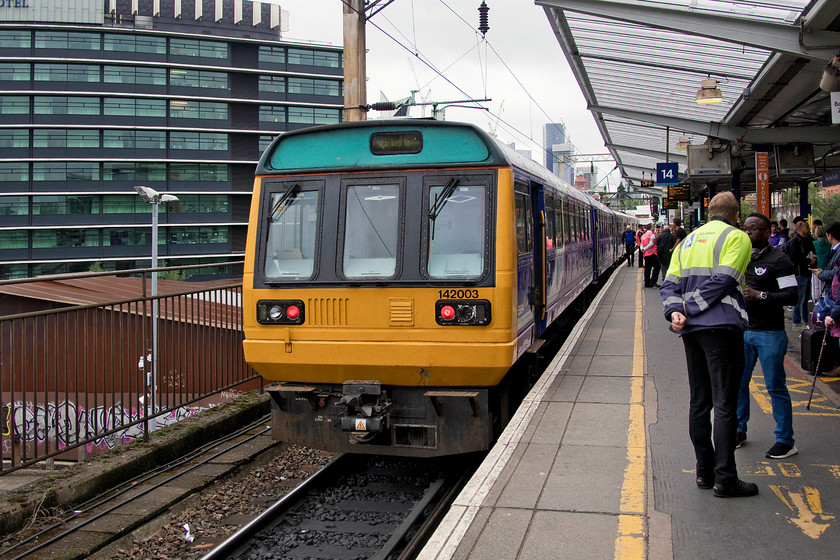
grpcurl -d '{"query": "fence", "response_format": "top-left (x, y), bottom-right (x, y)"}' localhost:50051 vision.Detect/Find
top-left (0, 263), bottom-right (260, 474)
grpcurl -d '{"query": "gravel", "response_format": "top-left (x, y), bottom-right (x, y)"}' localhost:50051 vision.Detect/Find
top-left (111, 443), bottom-right (333, 560)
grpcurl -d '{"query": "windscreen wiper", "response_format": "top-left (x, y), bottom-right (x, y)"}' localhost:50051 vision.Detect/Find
top-left (428, 177), bottom-right (460, 222)
top-left (267, 184), bottom-right (301, 222)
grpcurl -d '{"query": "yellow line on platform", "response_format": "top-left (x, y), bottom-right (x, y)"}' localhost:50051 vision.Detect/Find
top-left (615, 271), bottom-right (647, 560)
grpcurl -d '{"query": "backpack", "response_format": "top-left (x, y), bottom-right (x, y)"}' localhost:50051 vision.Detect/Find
top-left (778, 237), bottom-right (796, 259)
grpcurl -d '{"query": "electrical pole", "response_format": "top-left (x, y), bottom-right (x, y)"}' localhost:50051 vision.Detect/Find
top-left (343, 0), bottom-right (367, 121)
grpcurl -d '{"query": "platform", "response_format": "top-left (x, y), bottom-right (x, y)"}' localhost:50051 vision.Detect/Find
top-left (419, 263), bottom-right (840, 560)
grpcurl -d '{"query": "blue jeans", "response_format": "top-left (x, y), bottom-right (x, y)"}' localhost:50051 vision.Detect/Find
top-left (737, 330), bottom-right (794, 445)
top-left (792, 274), bottom-right (810, 325)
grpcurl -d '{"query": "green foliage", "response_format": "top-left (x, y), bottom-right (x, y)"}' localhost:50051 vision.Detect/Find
top-left (88, 261), bottom-right (104, 273)
top-left (740, 199), bottom-right (755, 220)
top-left (155, 260), bottom-right (185, 281)
top-left (811, 190), bottom-right (840, 225)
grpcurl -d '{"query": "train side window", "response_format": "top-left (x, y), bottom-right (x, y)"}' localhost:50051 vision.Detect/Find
top-left (264, 187), bottom-right (319, 280)
top-left (515, 193), bottom-right (532, 254)
top-left (341, 183), bottom-right (401, 279)
top-left (545, 205), bottom-right (555, 249)
top-left (427, 182), bottom-right (486, 280)
top-left (554, 206), bottom-right (563, 247)
top-left (567, 203), bottom-right (575, 243)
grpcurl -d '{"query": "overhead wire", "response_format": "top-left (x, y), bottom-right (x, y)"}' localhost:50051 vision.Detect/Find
top-left (353, 0), bottom-right (616, 184)
top-left (433, 0), bottom-right (617, 182)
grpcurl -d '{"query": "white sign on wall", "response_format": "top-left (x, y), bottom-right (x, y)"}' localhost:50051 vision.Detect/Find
top-left (832, 91), bottom-right (840, 125)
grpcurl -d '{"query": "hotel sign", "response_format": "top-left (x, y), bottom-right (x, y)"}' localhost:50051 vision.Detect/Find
top-left (0, 0), bottom-right (103, 23)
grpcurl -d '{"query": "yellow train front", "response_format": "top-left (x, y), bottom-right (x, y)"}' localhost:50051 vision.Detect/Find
top-left (243, 120), bottom-right (625, 457)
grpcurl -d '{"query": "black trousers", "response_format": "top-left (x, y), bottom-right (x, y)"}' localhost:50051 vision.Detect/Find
top-left (625, 244), bottom-right (635, 265)
top-left (659, 257), bottom-right (670, 281)
top-left (681, 329), bottom-right (744, 485)
top-left (643, 254), bottom-right (660, 286)
top-left (638, 247), bottom-right (644, 268)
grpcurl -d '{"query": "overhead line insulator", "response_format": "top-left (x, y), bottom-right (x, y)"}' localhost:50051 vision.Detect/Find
top-left (478, 1), bottom-right (490, 37)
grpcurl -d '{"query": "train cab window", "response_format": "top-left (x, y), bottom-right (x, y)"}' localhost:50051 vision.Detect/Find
top-left (264, 186), bottom-right (319, 280)
top-left (427, 182), bottom-right (486, 279)
top-left (342, 183), bottom-right (400, 279)
top-left (515, 193), bottom-right (532, 255)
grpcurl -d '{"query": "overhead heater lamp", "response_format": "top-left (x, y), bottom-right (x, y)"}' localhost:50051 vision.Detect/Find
top-left (819, 56), bottom-right (840, 92)
top-left (696, 78), bottom-right (723, 105)
top-left (676, 136), bottom-right (691, 150)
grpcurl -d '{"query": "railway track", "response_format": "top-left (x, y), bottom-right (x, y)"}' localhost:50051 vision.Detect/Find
top-left (202, 453), bottom-right (479, 560)
top-left (0, 414), bottom-right (282, 560)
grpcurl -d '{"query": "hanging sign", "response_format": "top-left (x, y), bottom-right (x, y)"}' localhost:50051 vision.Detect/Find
top-left (832, 92), bottom-right (840, 125)
top-left (656, 162), bottom-right (679, 185)
top-left (668, 183), bottom-right (691, 201)
top-left (756, 152), bottom-right (770, 217)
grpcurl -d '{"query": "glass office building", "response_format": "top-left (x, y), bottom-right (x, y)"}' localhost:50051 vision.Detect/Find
top-left (0, 0), bottom-right (343, 279)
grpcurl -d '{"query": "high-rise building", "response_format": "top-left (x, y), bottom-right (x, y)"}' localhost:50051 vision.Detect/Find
top-left (0, 0), bottom-right (344, 279)
top-left (544, 122), bottom-right (574, 185)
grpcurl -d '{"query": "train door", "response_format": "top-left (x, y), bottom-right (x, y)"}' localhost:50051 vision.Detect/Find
top-left (514, 182), bottom-right (535, 339)
top-left (590, 206), bottom-right (598, 278)
top-left (530, 181), bottom-right (547, 336)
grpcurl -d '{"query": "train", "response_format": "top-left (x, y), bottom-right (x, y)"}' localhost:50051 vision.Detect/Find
top-left (242, 119), bottom-right (638, 457)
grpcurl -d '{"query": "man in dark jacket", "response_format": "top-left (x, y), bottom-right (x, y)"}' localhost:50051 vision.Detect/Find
top-left (786, 219), bottom-right (817, 329)
top-left (736, 213), bottom-right (799, 459)
top-left (656, 226), bottom-right (675, 282)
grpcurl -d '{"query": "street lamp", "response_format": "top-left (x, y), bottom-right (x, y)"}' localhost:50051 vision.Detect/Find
top-left (135, 186), bottom-right (179, 431)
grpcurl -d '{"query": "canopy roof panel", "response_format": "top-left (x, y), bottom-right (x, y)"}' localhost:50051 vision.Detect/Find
top-left (538, 0), bottom-right (840, 196)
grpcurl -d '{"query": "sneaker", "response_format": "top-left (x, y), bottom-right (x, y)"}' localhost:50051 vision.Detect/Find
top-left (792, 323), bottom-right (806, 331)
top-left (766, 442), bottom-right (798, 459)
top-left (714, 479), bottom-right (759, 498)
top-left (735, 431), bottom-right (747, 449)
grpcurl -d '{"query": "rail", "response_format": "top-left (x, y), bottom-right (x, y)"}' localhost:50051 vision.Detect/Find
top-left (0, 261), bottom-right (260, 475)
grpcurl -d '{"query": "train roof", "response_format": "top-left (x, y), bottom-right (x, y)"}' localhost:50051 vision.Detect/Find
top-left (256, 119), bottom-right (630, 218)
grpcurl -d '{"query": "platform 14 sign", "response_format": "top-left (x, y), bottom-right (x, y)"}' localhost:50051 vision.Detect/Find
top-left (656, 162), bottom-right (679, 185)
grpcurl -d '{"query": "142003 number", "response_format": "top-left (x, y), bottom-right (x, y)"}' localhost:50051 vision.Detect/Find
top-left (438, 289), bottom-right (479, 299)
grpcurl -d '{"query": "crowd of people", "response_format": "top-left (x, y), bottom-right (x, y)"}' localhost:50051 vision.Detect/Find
top-left (629, 193), bottom-right (840, 498)
top-left (623, 218), bottom-right (688, 288)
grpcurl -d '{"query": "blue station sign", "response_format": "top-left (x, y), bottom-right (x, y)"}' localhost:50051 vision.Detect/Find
top-left (656, 162), bottom-right (679, 185)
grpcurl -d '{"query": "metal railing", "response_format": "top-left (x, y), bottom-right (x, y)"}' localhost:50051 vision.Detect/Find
top-left (0, 262), bottom-right (260, 474)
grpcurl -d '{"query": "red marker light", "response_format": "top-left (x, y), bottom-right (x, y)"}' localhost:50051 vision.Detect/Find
top-left (440, 305), bottom-right (455, 320)
top-left (286, 305), bottom-right (301, 320)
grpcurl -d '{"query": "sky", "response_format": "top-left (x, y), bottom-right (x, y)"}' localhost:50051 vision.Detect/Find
top-left (277, 0), bottom-right (620, 189)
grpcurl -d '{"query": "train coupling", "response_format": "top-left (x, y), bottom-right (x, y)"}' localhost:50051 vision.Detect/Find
top-left (338, 380), bottom-right (390, 433)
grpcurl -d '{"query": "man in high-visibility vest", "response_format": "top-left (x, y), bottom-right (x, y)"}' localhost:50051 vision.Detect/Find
top-left (660, 191), bottom-right (758, 498)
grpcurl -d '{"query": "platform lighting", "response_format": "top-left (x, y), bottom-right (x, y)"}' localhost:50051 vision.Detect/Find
top-left (696, 78), bottom-right (723, 105)
top-left (134, 185), bottom-right (179, 432)
top-left (676, 136), bottom-right (691, 151)
top-left (819, 56), bottom-right (840, 92)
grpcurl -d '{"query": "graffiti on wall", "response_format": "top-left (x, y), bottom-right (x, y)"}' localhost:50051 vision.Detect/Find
top-left (1, 400), bottom-right (203, 454)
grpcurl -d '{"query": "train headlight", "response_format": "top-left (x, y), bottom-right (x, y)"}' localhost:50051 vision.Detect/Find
top-left (435, 300), bottom-right (491, 326)
top-left (257, 300), bottom-right (305, 325)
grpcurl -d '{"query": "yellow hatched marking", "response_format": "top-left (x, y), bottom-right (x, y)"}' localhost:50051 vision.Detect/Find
top-left (614, 271), bottom-right (647, 560)
top-left (770, 485), bottom-right (834, 539)
top-left (750, 377), bottom-right (840, 416)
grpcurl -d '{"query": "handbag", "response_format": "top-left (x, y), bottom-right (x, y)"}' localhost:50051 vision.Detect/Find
top-left (812, 293), bottom-right (836, 327)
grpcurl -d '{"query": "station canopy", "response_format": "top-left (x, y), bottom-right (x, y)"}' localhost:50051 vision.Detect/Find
top-left (537, 0), bottom-right (840, 198)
